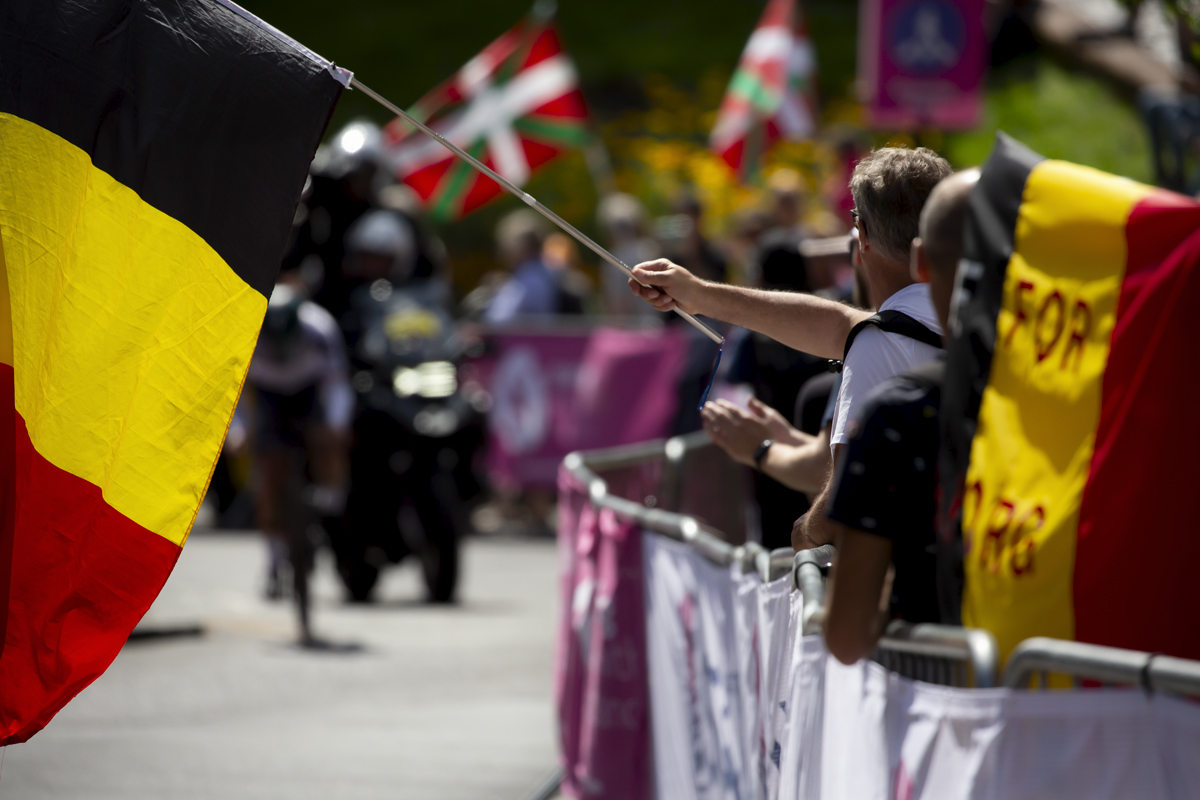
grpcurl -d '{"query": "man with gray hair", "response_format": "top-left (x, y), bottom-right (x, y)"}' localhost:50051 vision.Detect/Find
top-left (628, 147), bottom-right (951, 550)
top-left (822, 168), bottom-right (979, 664)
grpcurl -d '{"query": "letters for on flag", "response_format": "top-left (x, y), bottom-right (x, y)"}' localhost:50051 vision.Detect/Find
top-left (940, 134), bottom-right (1200, 664)
top-left (383, 10), bottom-right (589, 220)
top-left (710, 0), bottom-right (818, 180)
top-left (0, 0), bottom-right (344, 743)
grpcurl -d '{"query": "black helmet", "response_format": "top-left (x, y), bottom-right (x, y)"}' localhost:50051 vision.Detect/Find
top-left (261, 284), bottom-right (304, 353)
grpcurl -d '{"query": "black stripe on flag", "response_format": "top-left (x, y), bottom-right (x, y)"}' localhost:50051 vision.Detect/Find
top-left (935, 132), bottom-right (1043, 625)
top-left (0, 0), bottom-right (343, 298)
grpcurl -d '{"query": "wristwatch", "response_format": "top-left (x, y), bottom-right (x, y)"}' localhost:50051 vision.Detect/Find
top-left (752, 439), bottom-right (773, 472)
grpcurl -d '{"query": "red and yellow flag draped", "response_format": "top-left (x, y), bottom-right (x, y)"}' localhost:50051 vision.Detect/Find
top-left (0, 0), bottom-right (344, 743)
top-left (941, 134), bottom-right (1200, 663)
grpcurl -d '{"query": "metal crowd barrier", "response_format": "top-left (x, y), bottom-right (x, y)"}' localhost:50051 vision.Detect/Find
top-left (790, 542), bottom-right (997, 687)
top-left (565, 435), bottom-right (1200, 698)
top-left (1003, 637), bottom-right (1200, 696)
top-left (566, 433), bottom-right (1002, 690)
top-left (562, 430), bottom-right (748, 568)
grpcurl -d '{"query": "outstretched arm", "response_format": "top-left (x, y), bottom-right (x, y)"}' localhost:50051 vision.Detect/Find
top-left (629, 259), bottom-right (870, 360)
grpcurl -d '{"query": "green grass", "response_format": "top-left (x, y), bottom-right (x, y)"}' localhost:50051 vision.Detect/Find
top-left (946, 56), bottom-right (1154, 183)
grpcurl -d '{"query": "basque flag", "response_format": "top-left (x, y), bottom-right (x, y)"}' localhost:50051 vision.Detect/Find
top-left (0, 0), bottom-right (344, 742)
top-left (940, 134), bottom-right (1200, 664)
top-left (382, 8), bottom-right (590, 221)
top-left (709, 0), bottom-right (818, 181)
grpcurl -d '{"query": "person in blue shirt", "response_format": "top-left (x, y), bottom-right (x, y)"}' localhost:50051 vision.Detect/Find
top-left (485, 210), bottom-right (562, 323)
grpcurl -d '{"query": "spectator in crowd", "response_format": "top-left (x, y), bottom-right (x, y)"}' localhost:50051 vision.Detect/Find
top-left (821, 168), bottom-right (979, 665)
top-left (542, 232), bottom-right (594, 315)
top-left (723, 174), bottom-right (828, 547)
top-left (658, 190), bottom-right (728, 285)
top-left (597, 193), bottom-right (660, 316)
top-left (639, 148), bottom-right (949, 551)
top-left (755, 168), bottom-right (827, 290)
top-left (485, 210), bottom-right (560, 323)
top-left (723, 207), bottom-right (771, 286)
top-left (704, 228), bottom-right (868, 500)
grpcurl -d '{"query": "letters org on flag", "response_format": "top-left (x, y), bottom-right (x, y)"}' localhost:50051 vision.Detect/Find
top-left (710, 0), bottom-right (818, 180)
top-left (0, 0), bottom-right (343, 743)
top-left (940, 134), bottom-right (1200, 664)
top-left (382, 13), bottom-right (589, 221)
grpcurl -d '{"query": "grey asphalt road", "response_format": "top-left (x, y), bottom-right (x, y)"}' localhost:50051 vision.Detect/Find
top-left (0, 530), bottom-right (561, 800)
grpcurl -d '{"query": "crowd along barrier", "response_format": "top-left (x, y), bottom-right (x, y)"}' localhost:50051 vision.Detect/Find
top-left (548, 434), bottom-right (1200, 800)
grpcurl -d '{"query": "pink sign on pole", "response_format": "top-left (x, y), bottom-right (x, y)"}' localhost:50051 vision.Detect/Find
top-left (858, 0), bottom-right (987, 130)
top-left (472, 326), bottom-right (686, 490)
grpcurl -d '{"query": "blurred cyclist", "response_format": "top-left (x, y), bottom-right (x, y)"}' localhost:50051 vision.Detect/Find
top-left (282, 120), bottom-right (446, 323)
top-left (239, 283), bottom-right (353, 645)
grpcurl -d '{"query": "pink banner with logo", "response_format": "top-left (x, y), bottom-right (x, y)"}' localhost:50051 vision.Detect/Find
top-left (555, 468), bottom-right (653, 800)
top-left (472, 326), bottom-right (687, 490)
top-left (858, 0), bottom-right (987, 130)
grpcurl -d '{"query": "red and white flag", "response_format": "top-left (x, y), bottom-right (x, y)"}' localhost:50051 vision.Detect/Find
top-left (710, 0), bottom-right (818, 180)
top-left (383, 11), bottom-right (589, 220)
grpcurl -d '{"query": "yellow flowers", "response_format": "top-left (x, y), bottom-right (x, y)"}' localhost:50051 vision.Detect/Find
top-left (605, 72), bottom-right (848, 241)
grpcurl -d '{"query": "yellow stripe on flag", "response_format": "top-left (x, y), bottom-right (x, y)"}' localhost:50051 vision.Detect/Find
top-left (962, 160), bottom-right (1152, 662)
top-left (0, 224), bottom-right (11, 368)
top-left (0, 113), bottom-right (266, 546)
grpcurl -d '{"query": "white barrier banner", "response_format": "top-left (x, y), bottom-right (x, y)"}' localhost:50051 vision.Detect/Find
top-left (644, 535), bottom-right (748, 800)
top-left (570, 527), bottom-right (1200, 800)
top-left (732, 567), bottom-right (765, 800)
top-left (757, 574), bottom-right (794, 800)
top-left (777, 618), bottom-right (826, 800)
top-left (820, 656), bottom-right (1200, 800)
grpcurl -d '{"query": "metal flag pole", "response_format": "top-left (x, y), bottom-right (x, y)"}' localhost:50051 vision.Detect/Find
top-left (350, 77), bottom-right (725, 346)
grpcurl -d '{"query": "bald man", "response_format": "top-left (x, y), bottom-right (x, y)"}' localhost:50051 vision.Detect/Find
top-left (821, 169), bottom-right (980, 665)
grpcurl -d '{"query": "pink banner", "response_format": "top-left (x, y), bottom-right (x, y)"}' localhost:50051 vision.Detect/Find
top-left (858, 0), bottom-right (987, 130)
top-left (473, 326), bottom-right (686, 489)
top-left (555, 468), bottom-right (652, 800)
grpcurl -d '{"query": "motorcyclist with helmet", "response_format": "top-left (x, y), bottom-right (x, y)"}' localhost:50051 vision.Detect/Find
top-left (232, 282), bottom-right (353, 644)
top-left (283, 120), bottom-right (444, 323)
top-left (335, 207), bottom-right (483, 603)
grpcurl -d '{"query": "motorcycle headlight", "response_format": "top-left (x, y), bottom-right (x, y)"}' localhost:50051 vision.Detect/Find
top-left (414, 407), bottom-right (460, 437)
top-left (393, 361), bottom-right (457, 398)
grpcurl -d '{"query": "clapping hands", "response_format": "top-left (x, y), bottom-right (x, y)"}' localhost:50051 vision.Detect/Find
top-left (701, 397), bottom-right (795, 466)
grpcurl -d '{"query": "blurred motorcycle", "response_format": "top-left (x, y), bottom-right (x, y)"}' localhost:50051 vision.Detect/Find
top-left (336, 211), bottom-right (484, 603)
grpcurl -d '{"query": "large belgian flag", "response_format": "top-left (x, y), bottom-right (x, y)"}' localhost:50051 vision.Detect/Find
top-left (941, 134), bottom-right (1200, 663)
top-left (0, 0), bottom-right (344, 742)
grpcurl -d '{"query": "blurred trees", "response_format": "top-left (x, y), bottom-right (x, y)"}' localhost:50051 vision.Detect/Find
top-left (241, 0), bottom-right (1159, 298)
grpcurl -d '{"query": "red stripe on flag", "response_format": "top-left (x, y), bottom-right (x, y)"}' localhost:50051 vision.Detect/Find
top-left (523, 137), bottom-right (567, 172)
top-left (532, 89), bottom-right (588, 120)
top-left (524, 26), bottom-right (564, 69)
top-left (0, 369), bottom-right (180, 744)
top-left (459, 169), bottom-right (507, 218)
top-left (0, 363), bottom-right (14, 665)
top-left (1073, 193), bottom-right (1200, 659)
top-left (405, 158), bottom-right (455, 203)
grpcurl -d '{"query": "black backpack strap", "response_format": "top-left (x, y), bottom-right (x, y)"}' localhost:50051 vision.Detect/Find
top-left (827, 309), bottom-right (943, 373)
